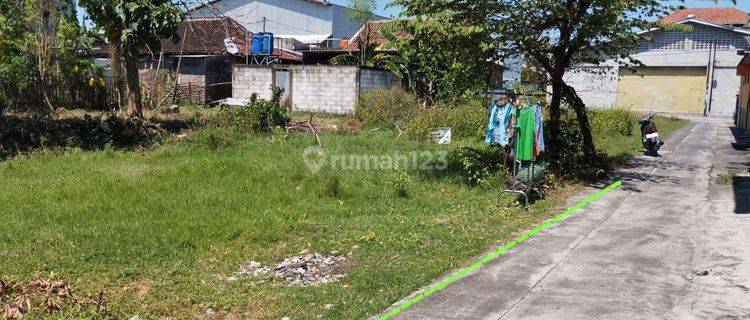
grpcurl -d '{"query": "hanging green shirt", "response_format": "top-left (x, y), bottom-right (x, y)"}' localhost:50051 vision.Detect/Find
top-left (516, 107), bottom-right (536, 161)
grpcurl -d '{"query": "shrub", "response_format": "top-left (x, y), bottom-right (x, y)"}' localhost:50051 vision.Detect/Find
top-left (356, 87), bottom-right (417, 127)
top-left (218, 86), bottom-right (290, 133)
top-left (406, 99), bottom-right (488, 141)
top-left (0, 114), bottom-right (161, 160)
top-left (323, 176), bottom-right (342, 198)
top-left (387, 170), bottom-right (412, 198)
top-left (589, 108), bottom-right (636, 136)
top-left (447, 146), bottom-right (506, 187)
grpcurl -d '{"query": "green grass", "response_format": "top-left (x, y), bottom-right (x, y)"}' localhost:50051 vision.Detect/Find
top-left (0, 129), bottom-right (575, 319)
top-left (0, 114), bottom-right (689, 319)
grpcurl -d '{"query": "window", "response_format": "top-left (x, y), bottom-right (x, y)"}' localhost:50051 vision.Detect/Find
top-left (689, 26), bottom-right (741, 50)
top-left (649, 30), bottom-right (688, 50)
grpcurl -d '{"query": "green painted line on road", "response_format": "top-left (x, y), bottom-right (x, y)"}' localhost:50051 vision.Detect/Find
top-left (378, 180), bottom-right (623, 320)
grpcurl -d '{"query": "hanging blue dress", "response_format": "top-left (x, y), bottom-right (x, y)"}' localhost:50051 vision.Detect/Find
top-left (534, 103), bottom-right (545, 154)
top-left (485, 103), bottom-right (513, 146)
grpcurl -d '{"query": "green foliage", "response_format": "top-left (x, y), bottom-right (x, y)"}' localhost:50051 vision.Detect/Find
top-left (379, 18), bottom-right (499, 103)
top-left (392, 0), bottom-right (670, 157)
top-left (79, 0), bottom-right (182, 53)
top-left (356, 87), bottom-right (417, 127)
top-left (387, 170), bottom-right (412, 197)
top-left (447, 146), bottom-right (505, 187)
top-left (589, 108), bottom-right (636, 136)
top-left (218, 86), bottom-right (291, 133)
top-left (346, 0), bottom-right (376, 25)
top-left (0, 0), bottom-right (97, 112)
top-left (406, 99), bottom-right (487, 141)
top-left (0, 114), bottom-right (161, 160)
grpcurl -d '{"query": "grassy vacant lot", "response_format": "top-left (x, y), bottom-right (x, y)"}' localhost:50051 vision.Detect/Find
top-left (0, 114), bottom-right (686, 319)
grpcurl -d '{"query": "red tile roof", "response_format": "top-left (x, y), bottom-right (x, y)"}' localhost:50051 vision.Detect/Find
top-left (345, 20), bottom-right (409, 52)
top-left (161, 17), bottom-right (250, 55)
top-left (661, 8), bottom-right (749, 26)
top-left (160, 17), bottom-right (302, 62)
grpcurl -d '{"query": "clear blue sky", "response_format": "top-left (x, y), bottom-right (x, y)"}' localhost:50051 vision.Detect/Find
top-left (77, 0), bottom-right (749, 26)
top-left (327, 0), bottom-right (750, 19)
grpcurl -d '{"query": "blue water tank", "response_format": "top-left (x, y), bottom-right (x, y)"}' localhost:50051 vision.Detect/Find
top-left (252, 33), bottom-right (274, 55)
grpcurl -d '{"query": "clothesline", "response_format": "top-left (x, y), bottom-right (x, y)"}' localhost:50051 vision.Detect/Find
top-left (485, 98), bottom-right (545, 161)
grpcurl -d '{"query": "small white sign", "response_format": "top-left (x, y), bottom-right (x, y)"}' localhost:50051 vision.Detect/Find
top-left (431, 127), bottom-right (452, 145)
top-left (224, 38), bottom-right (239, 55)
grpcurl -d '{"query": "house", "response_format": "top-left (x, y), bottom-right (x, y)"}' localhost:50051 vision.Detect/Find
top-left (737, 51), bottom-right (750, 131)
top-left (191, 0), bottom-right (387, 51)
top-left (565, 8), bottom-right (750, 116)
top-left (301, 19), bottom-right (405, 64)
top-left (139, 17), bottom-right (303, 105)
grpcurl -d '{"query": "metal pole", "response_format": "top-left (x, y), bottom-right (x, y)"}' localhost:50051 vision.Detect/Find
top-left (262, 17), bottom-right (267, 33)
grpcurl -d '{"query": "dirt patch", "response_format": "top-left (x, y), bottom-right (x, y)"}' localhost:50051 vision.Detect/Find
top-left (234, 250), bottom-right (352, 286)
top-left (0, 278), bottom-right (104, 319)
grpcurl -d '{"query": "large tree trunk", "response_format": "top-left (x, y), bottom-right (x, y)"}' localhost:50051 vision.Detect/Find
top-left (109, 42), bottom-right (125, 110)
top-left (563, 84), bottom-right (596, 157)
top-left (37, 2), bottom-right (55, 114)
top-left (124, 48), bottom-right (143, 118)
top-left (547, 68), bottom-right (565, 157)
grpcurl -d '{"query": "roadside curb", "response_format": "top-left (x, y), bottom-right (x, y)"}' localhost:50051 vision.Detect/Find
top-left (375, 180), bottom-right (623, 320)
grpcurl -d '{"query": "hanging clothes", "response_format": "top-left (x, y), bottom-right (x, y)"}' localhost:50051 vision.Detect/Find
top-left (534, 103), bottom-right (545, 157)
top-left (485, 103), bottom-right (514, 146)
top-left (515, 106), bottom-right (536, 161)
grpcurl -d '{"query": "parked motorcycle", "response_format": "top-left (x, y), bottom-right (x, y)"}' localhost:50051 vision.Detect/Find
top-left (639, 113), bottom-right (664, 155)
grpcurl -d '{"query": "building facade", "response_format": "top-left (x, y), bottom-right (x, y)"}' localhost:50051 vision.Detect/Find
top-left (566, 9), bottom-right (750, 116)
top-left (193, 0), bottom-right (386, 40)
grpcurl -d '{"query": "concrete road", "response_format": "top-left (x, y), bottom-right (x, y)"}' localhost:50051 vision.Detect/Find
top-left (388, 116), bottom-right (750, 320)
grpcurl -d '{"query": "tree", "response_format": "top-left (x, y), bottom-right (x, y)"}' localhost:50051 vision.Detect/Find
top-left (377, 14), bottom-right (500, 104)
top-left (347, 0), bottom-right (377, 67)
top-left (0, 0), bottom-right (34, 116)
top-left (393, 0), bottom-right (672, 158)
top-left (79, 0), bottom-right (182, 118)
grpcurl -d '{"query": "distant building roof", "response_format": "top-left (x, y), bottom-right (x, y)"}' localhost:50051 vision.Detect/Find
top-left (661, 8), bottom-right (749, 26)
top-left (192, 0), bottom-right (332, 11)
top-left (345, 20), bottom-right (409, 52)
top-left (160, 17), bottom-right (303, 62)
top-left (161, 17), bottom-right (249, 55)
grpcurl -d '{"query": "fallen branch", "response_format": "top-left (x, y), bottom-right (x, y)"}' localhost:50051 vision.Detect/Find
top-left (308, 113), bottom-right (322, 149)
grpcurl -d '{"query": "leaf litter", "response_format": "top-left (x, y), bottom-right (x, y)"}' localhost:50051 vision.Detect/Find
top-left (0, 278), bottom-right (105, 319)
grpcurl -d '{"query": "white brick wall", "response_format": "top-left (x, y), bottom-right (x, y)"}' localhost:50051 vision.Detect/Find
top-left (291, 66), bottom-right (358, 114)
top-left (232, 66), bottom-right (274, 100)
top-left (232, 65), bottom-right (399, 114)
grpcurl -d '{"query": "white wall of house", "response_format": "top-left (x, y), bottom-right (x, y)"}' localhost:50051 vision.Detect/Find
top-left (194, 0), bottom-right (383, 39)
top-left (233, 65), bottom-right (399, 114)
top-left (565, 21), bottom-right (750, 115)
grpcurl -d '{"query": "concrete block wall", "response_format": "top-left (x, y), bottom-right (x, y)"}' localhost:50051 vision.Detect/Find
top-left (291, 65), bottom-right (358, 114)
top-left (233, 66), bottom-right (274, 100)
top-left (359, 68), bottom-right (400, 92)
top-left (232, 65), bottom-right (399, 114)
